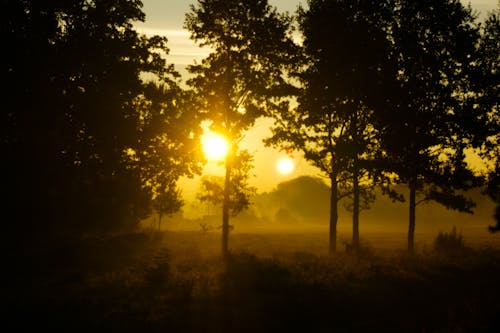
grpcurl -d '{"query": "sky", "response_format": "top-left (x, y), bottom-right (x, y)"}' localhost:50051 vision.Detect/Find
top-left (134, 0), bottom-right (498, 213)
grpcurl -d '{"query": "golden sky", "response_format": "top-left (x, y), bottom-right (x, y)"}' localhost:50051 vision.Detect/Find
top-left (135, 0), bottom-right (496, 73)
top-left (134, 0), bottom-right (497, 208)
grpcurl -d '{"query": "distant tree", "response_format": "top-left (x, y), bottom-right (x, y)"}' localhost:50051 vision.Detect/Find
top-left (377, 0), bottom-right (482, 253)
top-left (274, 208), bottom-right (298, 224)
top-left (2, 0), bottom-right (200, 242)
top-left (270, 176), bottom-right (330, 222)
top-left (152, 185), bottom-right (183, 231)
top-left (267, 0), bottom-right (395, 254)
top-left (185, 0), bottom-right (297, 258)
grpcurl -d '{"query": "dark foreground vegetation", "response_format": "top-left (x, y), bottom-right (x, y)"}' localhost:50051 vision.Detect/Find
top-left (7, 231), bottom-right (500, 333)
top-left (3, 1), bottom-right (499, 330)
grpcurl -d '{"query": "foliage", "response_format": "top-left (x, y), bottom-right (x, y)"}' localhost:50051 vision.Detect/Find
top-left (269, 0), bottom-right (393, 182)
top-left (370, 0), bottom-right (486, 251)
top-left (379, 0), bottom-right (482, 204)
top-left (8, 231), bottom-right (500, 332)
top-left (152, 186), bottom-right (183, 230)
top-left (185, 0), bottom-right (297, 256)
top-left (197, 150), bottom-right (257, 217)
top-left (185, 0), bottom-right (298, 140)
top-left (477, 5), bottom-right (500, 232)
top-left (433, 227), bottom-right (468, 255)
top-left (267, 0), bottom-right (396, 253)
top-left (342, 187), bottom-right (376, 213)
top-left (471, 3), bottom-right (500, 152)
top-left (2, 0), bottom-right (201, 239)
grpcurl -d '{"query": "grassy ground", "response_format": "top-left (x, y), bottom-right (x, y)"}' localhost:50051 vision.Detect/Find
top-left (6, 230), bottom-right (500, 332)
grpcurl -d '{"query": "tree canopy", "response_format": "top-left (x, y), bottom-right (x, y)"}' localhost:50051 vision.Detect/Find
top-left (376, 0), bottom-right (484, 252)
top-left (2, 0), bottom-right (200, 243)
top-left (2, 0), bottom-right (498, 258)
top-left (267, 0), bottom-right (396, 253)
top-left (185, 0), bottom-right (297, 257)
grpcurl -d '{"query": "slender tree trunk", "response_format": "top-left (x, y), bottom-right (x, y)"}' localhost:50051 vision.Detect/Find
top-left (408, 178), bottom-right (416, 254)
top-left (222, 159), bottom-right (231, 259)
top-left (329, 175), bottom-right (338, 255)
top-left (158, 212), bottom-right (162, 231)
top-left (352, 155), bottom-right (360, 255)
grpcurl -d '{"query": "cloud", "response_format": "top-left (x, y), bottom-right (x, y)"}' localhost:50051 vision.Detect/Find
top-left (135, 27), bottom-right (190, 38)
top-left (135, 27), bottom-right (209, 65)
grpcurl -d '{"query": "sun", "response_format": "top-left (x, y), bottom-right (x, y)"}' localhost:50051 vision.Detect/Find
top-left (202, 132), bottom-right (228, 161)
top-left (276, 157), bottom-right (294, 175)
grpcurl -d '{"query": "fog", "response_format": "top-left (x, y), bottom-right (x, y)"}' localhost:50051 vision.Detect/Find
top-left (142, 176), bottom-right (500, 252)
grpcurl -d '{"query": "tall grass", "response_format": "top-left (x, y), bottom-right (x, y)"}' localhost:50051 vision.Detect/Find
top-left (5, 230), bottom-right (500, 332)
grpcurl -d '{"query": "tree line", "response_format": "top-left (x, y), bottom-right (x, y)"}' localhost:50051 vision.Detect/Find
top-left (3, 0), bottom-right (202, 248)
top-left (3, 0), bottom-right (498, 257)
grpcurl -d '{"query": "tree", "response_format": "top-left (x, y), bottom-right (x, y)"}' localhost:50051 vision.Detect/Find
top-left (377, 0), bottom-right (482, 253)
top-left (487, 162), bottom-right (500, 232)
top-left (267, 0), bottom-right (395, 254)
top-left (2, 0), bottom-right (200, 243)
top-left (131, 82), bottom-right (203, 230)
top-left (476, 4), bottom-right (500, 232)
top-left (185, 0), bottom-right (296, 258)
top-left (152, 186), bottom-right (183, 231)
top-left (197, 150), bottom-right (256, 219)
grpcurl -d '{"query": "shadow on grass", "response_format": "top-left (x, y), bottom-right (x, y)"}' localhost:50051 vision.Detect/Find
top-left (5, 232), bottom-right (500, 333)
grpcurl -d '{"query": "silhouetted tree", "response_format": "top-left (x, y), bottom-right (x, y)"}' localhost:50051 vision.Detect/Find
top-left (477, 5), bottom-right (500, 232)
top-left (2, 0), bottom-right (200, 245)
top-left (267, 0), bottom-right (394, 254)
top-left (132, 82), bottom-right (202, 229)
top-left (378, 0), bottom-right (482, 253)
top-left (197, 150), bottom-right (256, 218)
top-left (185, 0), bottom-right (297, 258)
top-left (486, 162), bottom-right (500, 232)
top-left (152, 185), bottom-right (183, 231)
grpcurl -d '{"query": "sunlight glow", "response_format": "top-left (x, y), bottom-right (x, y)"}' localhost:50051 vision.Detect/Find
top-left (276, 157), bottom-right (295, 175)
top-left (202, 132), bottom-right (228, 161)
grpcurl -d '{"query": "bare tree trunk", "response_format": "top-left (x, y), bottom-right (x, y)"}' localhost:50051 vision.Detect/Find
top-left (222, 160), bottom-right (231, 259)
top-left (352, 155), bottom-right (360, 255)
top-left (408, 178), bottom-right (416, 254)
top-left (329, 175), bottom-right (338, 255)
top-left (158, 212), bottom-right (162, 231)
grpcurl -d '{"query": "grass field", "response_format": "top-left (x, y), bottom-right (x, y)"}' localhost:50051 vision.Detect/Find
top-left (157, 221), bottom-right (500, 257)
top-left (6, 228), bottom-right (500, 332)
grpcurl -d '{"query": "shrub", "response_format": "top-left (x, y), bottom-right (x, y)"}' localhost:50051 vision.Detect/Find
top-left (433, 227), bottom-right (467, 255)
top-left (343, 239), bottom-right (375, 258)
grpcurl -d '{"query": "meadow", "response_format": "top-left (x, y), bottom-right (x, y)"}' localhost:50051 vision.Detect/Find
top-left (6, 226), bottom-right (500, 333)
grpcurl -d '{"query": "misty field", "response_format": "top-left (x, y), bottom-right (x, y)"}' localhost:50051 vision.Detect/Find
top-left (7, 229), bottom-right (500, 333)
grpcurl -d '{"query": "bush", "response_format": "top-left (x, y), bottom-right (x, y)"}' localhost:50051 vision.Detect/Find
top-left (343, 239), bottom-right (375, 258)
top-left (433, 227), bottom-right (467, 255)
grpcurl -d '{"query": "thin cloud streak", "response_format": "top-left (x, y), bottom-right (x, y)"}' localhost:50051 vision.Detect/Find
top-left (135, 27), bottom-right (210, 65)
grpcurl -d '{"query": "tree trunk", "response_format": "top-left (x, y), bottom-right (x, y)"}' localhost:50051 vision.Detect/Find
top-left (222, 159), bottom-right (231, 259)
top-left (408, 179), bottom-right (416, 254)
top-left (158, 212), bottom-right (162, 231)
top-left (352, 155), bottom-right (360, 255)
top-left (329, 175), bottom-right (338, 255)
